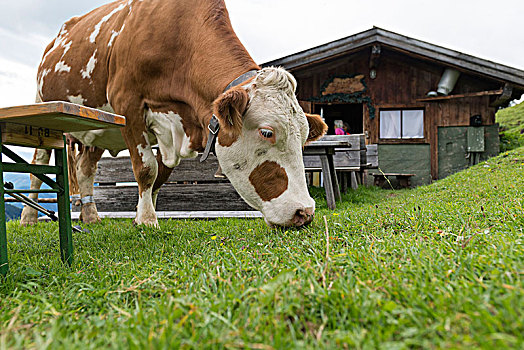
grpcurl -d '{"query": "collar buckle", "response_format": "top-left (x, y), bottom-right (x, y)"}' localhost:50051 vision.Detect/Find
top-left (200, 70), bottom-right (258, 163)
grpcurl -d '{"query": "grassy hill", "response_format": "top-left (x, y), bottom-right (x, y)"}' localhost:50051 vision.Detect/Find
top-left (5, 203), bottom-right (22, 221)
top-left (2, 172), bottom-right (57, 221)
top-left (496, 102), bottom-right (524, 151)
top-left (0, 147), bottom-right (523, 349)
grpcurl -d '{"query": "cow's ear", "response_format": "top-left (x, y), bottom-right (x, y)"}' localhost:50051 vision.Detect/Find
top-left (213, 86), bottom-right (249, 146)
top-left (305, 113), bottom-right (327, 143)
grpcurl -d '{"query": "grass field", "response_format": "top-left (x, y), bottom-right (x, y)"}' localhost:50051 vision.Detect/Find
top-left (1, 147), bottom-right (523, 349)
top-left (497, 102), bottom-right (524, 151)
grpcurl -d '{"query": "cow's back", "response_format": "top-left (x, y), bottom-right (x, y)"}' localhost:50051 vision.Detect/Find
top-left (38, 0), bottom-right (257, 152)
top-left (37, 0), bottom-right (132, 108)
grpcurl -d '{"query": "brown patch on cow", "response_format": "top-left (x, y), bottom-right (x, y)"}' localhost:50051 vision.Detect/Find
top-left (305, 113), bottom-right (328, 143)
top-left (249, 161), bottom-right (288, 201)
top-left (213, 86), bottom-right (249, 147)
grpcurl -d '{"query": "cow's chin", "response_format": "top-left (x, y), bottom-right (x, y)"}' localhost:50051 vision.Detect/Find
top-left (259, 196), bottom-right (316, 229)
top-left (264, 216), bottom-right (314, 229)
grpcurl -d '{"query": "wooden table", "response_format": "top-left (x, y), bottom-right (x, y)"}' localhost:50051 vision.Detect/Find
top-left (304, 135), bottom-right (366, 198)
top-left (0, 102), bottom-right (125, 275)
top-left (304, 140), bottom-right (353, 210)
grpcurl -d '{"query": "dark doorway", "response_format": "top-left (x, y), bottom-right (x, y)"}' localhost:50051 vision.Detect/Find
top-left (314, 103), bottom-right (363, 135)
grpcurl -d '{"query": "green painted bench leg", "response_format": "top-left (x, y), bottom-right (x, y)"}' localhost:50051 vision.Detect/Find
top-left (55, 137), bottom-right (73, 266)
top-left (0, 144), bottom-right (8, 275)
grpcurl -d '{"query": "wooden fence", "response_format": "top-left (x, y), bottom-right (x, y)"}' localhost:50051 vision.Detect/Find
top-left (73, 135), bottom-right (375, 213)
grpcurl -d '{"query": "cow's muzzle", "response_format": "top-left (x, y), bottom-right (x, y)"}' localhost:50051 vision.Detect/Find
top-left (266, 207), bottom-right (314, 229)
top-left (291, 207), bottom-right (314, 227)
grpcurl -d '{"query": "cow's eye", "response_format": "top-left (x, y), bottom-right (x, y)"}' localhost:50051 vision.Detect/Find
top-left (259, 128), bottom-right (274, 139)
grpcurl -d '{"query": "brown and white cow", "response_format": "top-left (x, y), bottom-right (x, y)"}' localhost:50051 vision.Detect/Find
top-left (21, 0), bottom-right (327, 228)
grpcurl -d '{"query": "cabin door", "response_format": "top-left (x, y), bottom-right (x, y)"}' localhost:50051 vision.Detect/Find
top-left (314, 103), bottom-right (363, 135)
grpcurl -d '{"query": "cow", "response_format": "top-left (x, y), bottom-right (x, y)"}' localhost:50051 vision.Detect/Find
top-left (21, 0), bottom-right (327, 228)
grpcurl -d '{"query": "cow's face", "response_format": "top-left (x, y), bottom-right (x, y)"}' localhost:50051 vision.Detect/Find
top-left (214, 67), bottom-right (327, 228)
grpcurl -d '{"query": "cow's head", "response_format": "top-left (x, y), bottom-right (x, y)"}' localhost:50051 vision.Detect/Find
top-left (214, 67), bottom-right (327, 228)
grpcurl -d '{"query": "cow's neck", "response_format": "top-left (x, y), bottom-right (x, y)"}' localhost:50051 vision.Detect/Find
top-left (141, 0), bottom-right (259, 151)
top-left (181, 2), bottom-right (260, 149)
top-left (188, 20), bottom-right (258, 106)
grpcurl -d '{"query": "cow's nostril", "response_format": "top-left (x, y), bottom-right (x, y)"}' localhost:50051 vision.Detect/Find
top-left (292, 207), bottom-right (314, 227)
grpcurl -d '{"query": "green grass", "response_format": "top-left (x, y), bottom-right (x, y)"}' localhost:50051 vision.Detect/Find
top-left (1, 148), bottom-right (523, 349)
top-left (496, 102), bottom-right (524, 151)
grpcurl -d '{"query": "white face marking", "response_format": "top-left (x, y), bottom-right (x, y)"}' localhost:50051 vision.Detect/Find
top-left (215, 67), bottom-right (315, 227)
top-left (55, 61), bottom-right (71, 73)
top-left (81, 50), bottom-right (97, 79)
top-left (145, 109), bottom-right (197, 168)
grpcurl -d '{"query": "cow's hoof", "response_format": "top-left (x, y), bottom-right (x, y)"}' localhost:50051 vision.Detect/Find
top-left (20, 206), bottom-right (38, 226)
top-left (133, 218), bottom-right (159, 228)
top-left (79, 203), bottom-right (101, 224)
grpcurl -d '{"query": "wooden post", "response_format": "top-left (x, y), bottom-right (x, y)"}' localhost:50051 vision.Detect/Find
top-left (327, 151), bottom-right (341, 202)
top-left (55, 136), bottom-right (73, 266)
top-left (0, 142), bottom-right (8, 276)
top-left (319, 155), bottom-right (336, 210)
top-left (351, 171), bottom-right (359, 190)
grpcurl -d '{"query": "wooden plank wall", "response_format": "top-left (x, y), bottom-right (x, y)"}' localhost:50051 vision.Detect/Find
top-left (88, 155), bottom-right (254, 212)
top-left (291, 48), bottom-right (501, 180)
top-left (87, 136), bottom-right (368, 212)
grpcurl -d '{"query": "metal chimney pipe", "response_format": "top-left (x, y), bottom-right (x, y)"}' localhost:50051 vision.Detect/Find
top-left (437, 68), bottom-right (460, 95)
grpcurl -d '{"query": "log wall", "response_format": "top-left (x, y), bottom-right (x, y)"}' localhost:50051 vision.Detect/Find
top-left (291, 47), bottom-right (502, 179)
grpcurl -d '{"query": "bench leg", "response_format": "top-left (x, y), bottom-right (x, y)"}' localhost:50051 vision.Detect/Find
top-left (327, 154), bottom-right (341, 202)
top-left (55, 140), bottom-right (73, 266)
top-left (350, 171), bottom-right (359, 190)
top-left (319, 155), bottom-right (336, 210)
top-left (340, 172), bottom-right (348, 194)
top-left (0, 145), bottom-right (8, 276)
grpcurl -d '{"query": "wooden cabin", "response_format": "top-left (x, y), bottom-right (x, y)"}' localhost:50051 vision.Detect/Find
top-left (263, 27), bottom-right (524, 185)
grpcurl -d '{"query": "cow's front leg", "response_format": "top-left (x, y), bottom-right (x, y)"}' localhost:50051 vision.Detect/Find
top-left (125, 130), bottom-right (159, 227)
top-left (20, 149), bottom-right (52, 225)
top-left (76, 146), bottom-right (105, 223)
top-left (151, 151), bottom-right (175, 209)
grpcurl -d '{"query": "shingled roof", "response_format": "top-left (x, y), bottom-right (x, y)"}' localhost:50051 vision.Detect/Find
top-left (263, 27), bottom-right (524, 90)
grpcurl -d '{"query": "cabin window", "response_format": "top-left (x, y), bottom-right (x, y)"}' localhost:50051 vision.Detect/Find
top-left (380, 109), bottom-right (424, 139)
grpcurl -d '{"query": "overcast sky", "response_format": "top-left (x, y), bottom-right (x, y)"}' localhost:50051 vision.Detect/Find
top-left (1, 0), bottom-right (523, 110)
top-left (1, 0), bottom-right (523, 109)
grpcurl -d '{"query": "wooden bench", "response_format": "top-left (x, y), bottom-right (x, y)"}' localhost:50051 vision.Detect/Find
top-left (372, 173), bottom-right (415, 189)
top-left (80, 135), bottom-right (369, 215)
top-left (83, 154), bottom-right (256, 215)
top-left (0, 102), bottom-right (125, 275)
top-left (304, 134), bottom-right (368, 206)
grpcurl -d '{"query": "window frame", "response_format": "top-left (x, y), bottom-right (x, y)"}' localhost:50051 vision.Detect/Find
top-left (379, 108), bottom-right (425, 141)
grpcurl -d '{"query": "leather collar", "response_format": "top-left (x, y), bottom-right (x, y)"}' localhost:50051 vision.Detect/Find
top-left (200, 70), bottom-right (257, 162)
